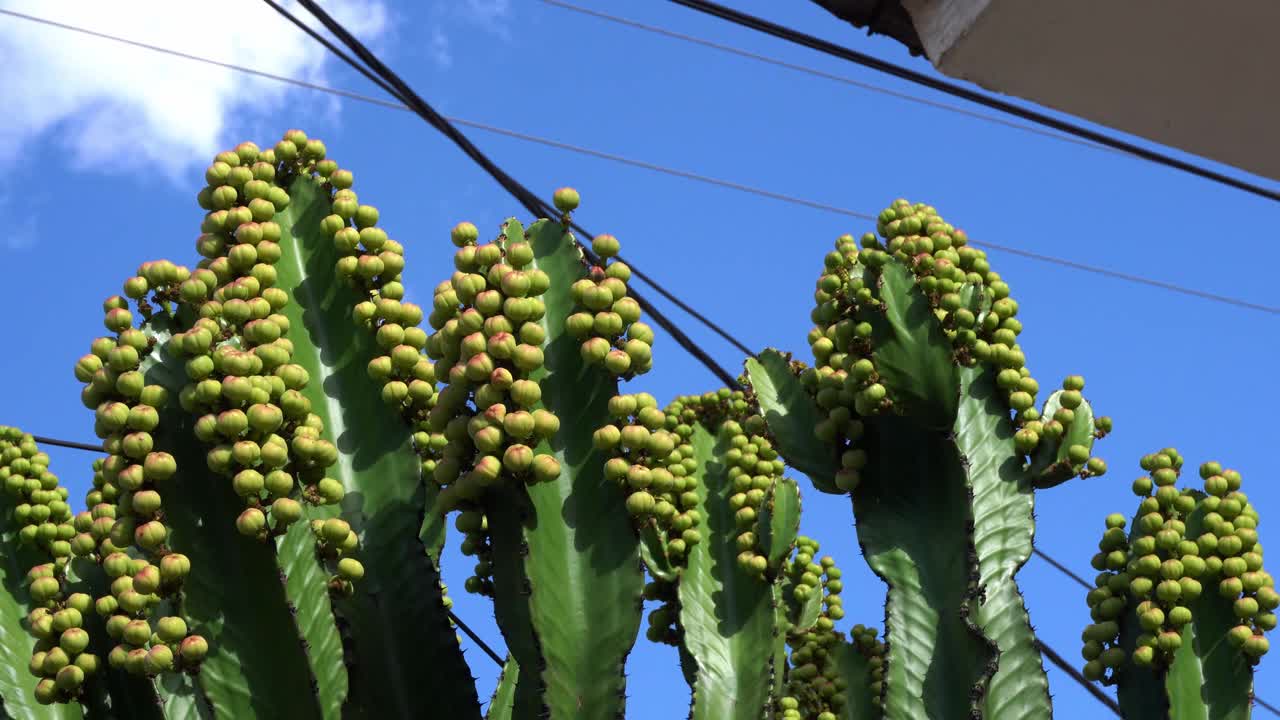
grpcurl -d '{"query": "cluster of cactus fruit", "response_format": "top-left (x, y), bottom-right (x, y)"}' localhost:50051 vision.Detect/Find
top-left (0, 133), bottom-right (1268, 719)
top-left (1083, 448), bottom-right (1273, 682)
top-left (777, 537), bottom-right (882, 720)
top-left (179, 133), bottom-right (363, 583)
top-left (2, 427), bottom-right (100, 704)
top-left (598, 392), bottom-right (702, 564)
top-left (801, 200), bottom-right (1109, 491)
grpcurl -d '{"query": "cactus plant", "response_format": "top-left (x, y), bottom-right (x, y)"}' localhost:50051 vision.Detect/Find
top-left (0, 136), bottom-right (1267, 720)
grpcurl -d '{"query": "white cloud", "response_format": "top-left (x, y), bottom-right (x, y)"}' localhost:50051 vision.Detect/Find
top-left (426, 0), bottom-right (513, 68)
top-left (429, 26), bottom-right (453, 69)
top-left (0, 190), bottom-right (38, 252)
top-left (460, 0), bottom-right (511, 30)
top-left (0, 0), bottom-right (389, 182)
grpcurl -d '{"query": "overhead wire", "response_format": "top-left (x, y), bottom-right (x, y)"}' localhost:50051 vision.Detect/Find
top-left (1, 7), bottom-right (1276, 320)
top-left (538, 0), bottom-right (1113, 155)
top-left (1035, 639), bottom-right (1121, 716)
top-left (261, 0), bottom-right (742, 388)
top-left (663, 0), bottom-right (1280, 203)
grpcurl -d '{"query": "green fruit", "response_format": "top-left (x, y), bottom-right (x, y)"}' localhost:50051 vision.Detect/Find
top-left (1244, 635), bottom-right (1270, 659)
top-left (59, 627), bottom-right (90, 655)
top-left (592, 234), bottom-right (621, 258)
top-left (160, 554), bottom-right (191, 584)
top-left (553, 187), bottom-right (580, 212)
top-left (271, 498), bottom-right (303, 527)
top-left (337, 558), bottom-right (365, 581)
top-left (180, 635), bottom-right (209, 663)
top-left (1235, 597), bottom-right (1260, 618)
top-left (236, 508), bottom-right (266, 537)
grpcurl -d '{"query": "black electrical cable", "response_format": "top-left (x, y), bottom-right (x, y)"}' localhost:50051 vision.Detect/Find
top-left (31, 435), bottom-right (103, 453)
top-left (1035, 639), bottom-right (1122, 716)
top-left (448, 611), bottom-right (505, 667)
top-left (262, 0), bottom-right (742, 388)
top-left (4, 10), bottom-right (1276, 339)
top-left (665, 0), bottom-right (1280, 203)
top-left (538, 0), bottom-right (1112, 155)
top-left (1033, 548), bottom-right (1092, 591)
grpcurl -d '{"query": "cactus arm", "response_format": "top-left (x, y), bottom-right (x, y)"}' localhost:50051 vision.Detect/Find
top-left (1164, 505), bottom-right (1252, 720)
top-left (757, 478), bottom-right (801, 573)
top-left (852, 414), bottom-right (993, 720)
top-left (267, 174), bottom-right (481, 719)
top-left (834, 642), bottom-right (878, 720)
top-left (781, 574), bottom-right (823, 631)
top-left (1166, 598), bottom-right (1252, 720)
top-left (137, 315), bottom-right (327, 719)
top-left (484, 486), bottom-right (546, 718)
top-left (678, 422), bottom-right (778, 720)
top-left (483, 218), bottom-right (644, 719)
top-left (1029, 390), bottom-right (1096, 489)
top-left (483, 656), bottom-right (520, 720)
top-left (1112, 504), bottom-right (1173, 719)
top-left (772, 595), bottom-right (788, 702)
top-left (865, 263), bottom-right (959, 430)
top-left (743, 351), bottom-right (839, 492)
top-left (955, 365), bottom-right (1052, 720)
top-left (419, 488), bottom-right (448, 565)
top-left (1111, 597), bottom-right (1174, 719)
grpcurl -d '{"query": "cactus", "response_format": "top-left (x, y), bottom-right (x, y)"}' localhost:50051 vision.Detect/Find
top-left (1082, 449), bottom-right (1263, 718)
top-left (1, 138), bottom-right (1268, 720)
top-left (746, 199), bottom-right (1114, 719)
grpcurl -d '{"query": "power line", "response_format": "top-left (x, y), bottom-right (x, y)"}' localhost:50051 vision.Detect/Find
top-left (3, 8), bottom-right (1276, 322)
top-left (664, 0), bottom-right (1280, 203)
top-left (10, 6), bottom-right (1278, 325)
top-left (1035, 639), bottom-right (1121, 716)
top-left (538, 0), bottom-right (1113, 156)
top-left (31, 435), bottom-right (105, 453)
top-left (262, 0), bottom-right (741, 389)
top-left (1033, 548), bottom-right (1091, 591)
top-left (448, 609), bottom-right (505, 667)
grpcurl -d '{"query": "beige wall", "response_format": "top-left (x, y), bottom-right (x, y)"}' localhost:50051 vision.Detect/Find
top-left (901, 0), bottom-right (1279, 182)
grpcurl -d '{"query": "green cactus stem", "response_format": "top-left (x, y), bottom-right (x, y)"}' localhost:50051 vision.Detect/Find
top-left (451, 216), bottom-right (644, 719)
top-left (671, 405), bottom-right (781, 719)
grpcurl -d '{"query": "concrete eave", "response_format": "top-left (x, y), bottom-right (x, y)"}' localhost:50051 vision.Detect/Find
top-left (899, 0), bottom-right (1280, 182)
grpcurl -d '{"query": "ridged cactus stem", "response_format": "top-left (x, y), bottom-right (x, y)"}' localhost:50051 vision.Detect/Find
top-left (664, 394), bottom-right (785, 720)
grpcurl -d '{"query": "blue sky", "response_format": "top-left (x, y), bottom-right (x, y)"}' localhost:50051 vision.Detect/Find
top-left (1, 0), bottom-right (1277, 717)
